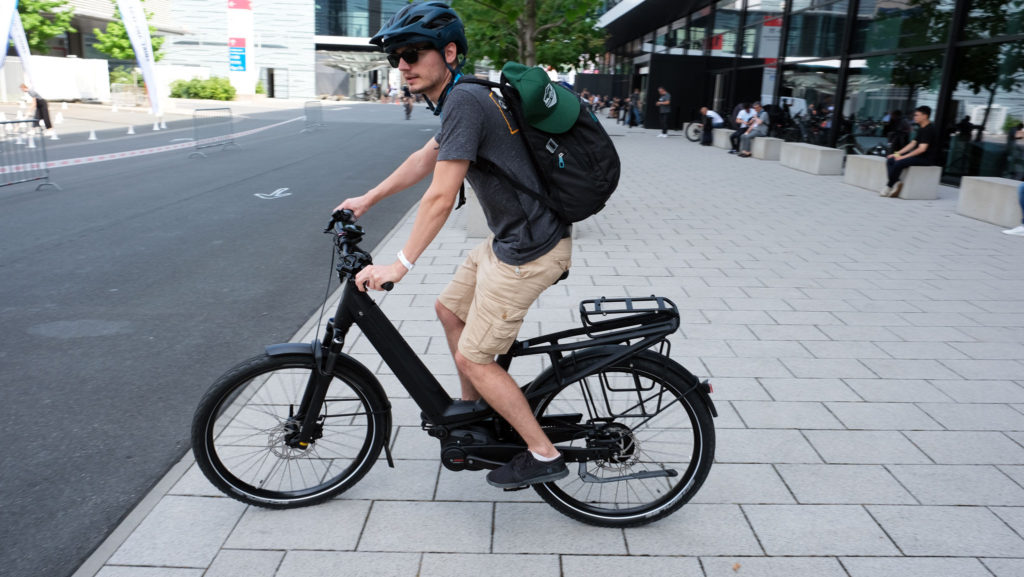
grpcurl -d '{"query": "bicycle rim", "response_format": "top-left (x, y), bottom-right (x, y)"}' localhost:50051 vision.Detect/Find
top-left (194, 354), bottom-right (382, 507)
top-left (533, 355), bottom-right (713, 527)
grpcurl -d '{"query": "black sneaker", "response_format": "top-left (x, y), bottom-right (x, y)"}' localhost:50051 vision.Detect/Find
top-left (486, 451), bottom-right (569, 489)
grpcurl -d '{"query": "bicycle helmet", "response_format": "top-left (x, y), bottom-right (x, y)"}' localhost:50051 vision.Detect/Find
top-left (370, 1), bottom-right (468, 58)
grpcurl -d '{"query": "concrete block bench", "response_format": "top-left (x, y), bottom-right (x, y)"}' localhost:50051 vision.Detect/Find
top-left (752, 137), bottom-right (783, 160)
top-left (843, 155), bottom-right (888, 192)
top-left (712, 128), bottom-right (733, 149)
top-left (957, 176), bottom-right (1024, 228)
top-left (896, 165), bottom-right (942, 200)
top-left (780, 142), bottom-right (844, 175)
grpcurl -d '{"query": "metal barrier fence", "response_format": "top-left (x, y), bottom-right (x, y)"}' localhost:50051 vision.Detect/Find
top-left (111, 83), bottom-right (148, 109)
top-left (189, 108), bottom-right (239, 158)
top-left (301, 100), bottom-right (326, 133)
top-left (0, 119), bottom-right (60, 190)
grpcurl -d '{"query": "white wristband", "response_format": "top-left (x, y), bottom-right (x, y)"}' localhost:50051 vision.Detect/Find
top-left (397, 250), bottom-right (415, 272)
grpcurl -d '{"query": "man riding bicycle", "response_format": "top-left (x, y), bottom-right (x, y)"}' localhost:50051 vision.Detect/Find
top-left (333, 1), bottom-right (572, 489)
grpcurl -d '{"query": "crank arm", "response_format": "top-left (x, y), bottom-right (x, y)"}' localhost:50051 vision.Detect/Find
top-left (576, 462), bottom-right (678, 484)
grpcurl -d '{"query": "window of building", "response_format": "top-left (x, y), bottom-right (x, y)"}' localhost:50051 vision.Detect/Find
top-left (852, 0), bottom-right (954, 54)
top-left (741, 0), bottom-right (785, 60)
top-left (963, 0), bottom-right (1024, 40)
top-left (837, 50), bottom-right (943, 156)
top-left (779, 60), bottom-right (841, 144)
top-left (946, 44), bottom-right (1024, 179)
top-left (689, 8), bottom-right (712, 54)
top-left (785, 0), bottom-right (847, 59)
top-left (711, 0), bottom-right (742, 57)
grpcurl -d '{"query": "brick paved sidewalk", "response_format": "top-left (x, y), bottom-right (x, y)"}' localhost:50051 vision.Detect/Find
top-left (81, 121), bottom-right (1024, 577)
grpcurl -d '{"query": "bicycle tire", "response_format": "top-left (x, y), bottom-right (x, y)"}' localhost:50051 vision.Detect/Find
top-left (191, 353), bottom-right (387, 508)
top-left (530, 349), bottom-right (715, 527)
top-left (684, 122), bottom-right (703, 142)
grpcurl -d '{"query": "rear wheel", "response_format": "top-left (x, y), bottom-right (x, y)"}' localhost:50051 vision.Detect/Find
top-left (685, 122), bottom-right (703, 142)
top-left (191, 353), bottom-right (386, 508)
top-left (531, 350), bottom-right (715, 527)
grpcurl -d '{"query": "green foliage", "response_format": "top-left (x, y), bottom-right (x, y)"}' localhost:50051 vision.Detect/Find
top-left (450, 0), bottom-right (606, 70)
top-left (255, 80), bottom-right (266, 95)
top-left (92, 0), bottom-right (165, 62)
top-left (169, 77), bottom-right (237, 101)
top-left (18, 0), bottom-right (76, 54)
top-left (1004, 115), bottom-right (1023, 133)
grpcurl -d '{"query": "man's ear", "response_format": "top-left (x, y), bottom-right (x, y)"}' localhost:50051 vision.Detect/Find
top-left (444, 42), bottom-right (459, 67)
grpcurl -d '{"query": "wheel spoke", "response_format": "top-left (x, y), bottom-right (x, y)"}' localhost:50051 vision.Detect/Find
top-left (531, 354), bottom-right (714, 527)
top-left (193, 355), bottom-right (384, 506)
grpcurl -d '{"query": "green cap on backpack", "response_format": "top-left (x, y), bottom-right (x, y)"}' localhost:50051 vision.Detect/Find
top-left (502, 62), bottom-right (580, 134)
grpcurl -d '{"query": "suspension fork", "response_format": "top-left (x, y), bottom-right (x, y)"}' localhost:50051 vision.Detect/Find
top-left (287, 283), bottom-right (358, 448)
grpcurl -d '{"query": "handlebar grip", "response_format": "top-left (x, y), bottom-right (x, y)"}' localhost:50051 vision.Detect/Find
top-left (382, 282), bottom-right (394, 291)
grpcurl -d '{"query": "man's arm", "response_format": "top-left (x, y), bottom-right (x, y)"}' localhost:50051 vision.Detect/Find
top-left (335, 136), bottom-right (440, 217)
top-left (354, 156), bottom-right (470, 291)
top-left (892, 139), bottom-right (926, 159)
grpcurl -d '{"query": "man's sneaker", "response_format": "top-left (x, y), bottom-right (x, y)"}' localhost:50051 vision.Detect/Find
top-left (880, 185), bottom-right (892, 197)
top-left (486, 451), bottom-right (569, 489)
top-left (1003, 225), bottom-right (1024, 236)
top-left (890, 181), bottom-right (903, 197)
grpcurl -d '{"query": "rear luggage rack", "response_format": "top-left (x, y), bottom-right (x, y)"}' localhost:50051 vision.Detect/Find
top-left (508, 296), bottom-right (680, 357)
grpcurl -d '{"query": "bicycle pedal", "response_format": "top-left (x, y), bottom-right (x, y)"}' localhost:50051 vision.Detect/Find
top-left (502, 485), bottom-right (530, 492)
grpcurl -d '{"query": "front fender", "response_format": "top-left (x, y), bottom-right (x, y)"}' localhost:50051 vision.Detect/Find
top-left (264, 341), bottom-right (396, 465)
top-left (266, 342), bottom-right (316, 357)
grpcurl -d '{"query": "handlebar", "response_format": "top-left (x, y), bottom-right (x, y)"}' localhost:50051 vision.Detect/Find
top-left (324, 209), bottom-right (393, 291)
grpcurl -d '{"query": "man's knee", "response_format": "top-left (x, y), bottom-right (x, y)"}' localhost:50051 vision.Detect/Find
top-left (436, 299), bottom-right (461, 327)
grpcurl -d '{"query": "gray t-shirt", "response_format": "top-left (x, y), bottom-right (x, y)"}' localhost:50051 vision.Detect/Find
top-left (436, 82), bottom-right (567, 266)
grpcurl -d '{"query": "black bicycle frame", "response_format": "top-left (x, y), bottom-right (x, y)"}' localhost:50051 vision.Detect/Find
top-left (285, 211), bottom-right (688, 448)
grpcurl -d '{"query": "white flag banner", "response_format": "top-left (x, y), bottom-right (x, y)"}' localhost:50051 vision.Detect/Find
top-left (0, 0), bottom-right (18, 71)
top-left (10, 12), bottom-right (35, 84)
top-left (116, 0), bottom-right (160, 117)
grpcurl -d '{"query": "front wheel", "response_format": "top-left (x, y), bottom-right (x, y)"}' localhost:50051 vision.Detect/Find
top-left (531, 350), bottom-right (715, 527)
top-left (191, 353), bottom-right (387, 508)
top-left (685, 121), bottom-right (703, 142)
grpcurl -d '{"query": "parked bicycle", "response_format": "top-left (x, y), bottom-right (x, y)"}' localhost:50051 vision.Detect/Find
top-left (684, 118), bottom-right (704, 142)
top-left (191, 210), bottom-right (718, 528)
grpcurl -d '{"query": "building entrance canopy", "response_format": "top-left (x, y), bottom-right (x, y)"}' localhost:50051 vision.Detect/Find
top-left (317, 50), bottom-right (389, 75)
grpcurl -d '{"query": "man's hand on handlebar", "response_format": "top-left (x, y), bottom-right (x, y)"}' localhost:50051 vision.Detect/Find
top-left (355, 261), bottom-right (407, 292)
top-left (334, 194), bottom-right (372, 220)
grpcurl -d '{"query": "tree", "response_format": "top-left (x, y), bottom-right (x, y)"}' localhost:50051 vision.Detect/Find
top-left (450, 0), bottom-right (606, 70)
top-left (949, 0), bottom-right (1024, 141)
top-left (17, 0), bottom-right (76, 54)
top-left (92, 0), bottom-right (166, 62)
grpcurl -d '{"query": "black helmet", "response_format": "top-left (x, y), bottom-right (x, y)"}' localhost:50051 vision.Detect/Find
top-left (370, 1), bottom-right (468, 57)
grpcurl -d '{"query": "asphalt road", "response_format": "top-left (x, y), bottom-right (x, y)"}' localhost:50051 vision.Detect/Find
top-left (0, 102), bottom-right (440, 577)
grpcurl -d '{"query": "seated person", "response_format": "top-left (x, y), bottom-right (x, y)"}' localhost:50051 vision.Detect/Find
top-left (737, 102), bottom-right (770, 158)
top-left (881, 106), bottom-right (938, 197)
top-left (701, 106), bottom-right (726, 146)
top-left (730, 103), bottom-right (754, 153)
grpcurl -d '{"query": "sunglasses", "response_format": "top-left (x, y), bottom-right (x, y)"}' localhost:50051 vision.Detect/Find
top-left (387, 46), bottom-right (433, 68)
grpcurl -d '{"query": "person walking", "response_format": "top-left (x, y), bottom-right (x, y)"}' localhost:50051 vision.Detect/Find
top-left (334, 1), bottom-right (572, 489)
top-left (656, 86), bottom-right (671, 137)
top-left (881, 106), bottom-right (938, 197)
top-left (20, 83), bottom-right (52, 133)
top-left (628, 88), bottom-right (641, 128)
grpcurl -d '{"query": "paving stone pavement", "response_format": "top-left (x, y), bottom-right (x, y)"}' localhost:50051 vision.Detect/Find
top-left (81, 120), bottom-right (1024, 577)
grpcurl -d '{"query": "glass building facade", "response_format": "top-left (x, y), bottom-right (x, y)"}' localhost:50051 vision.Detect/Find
top-left (599, 0), bottom-right (1024, 182)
